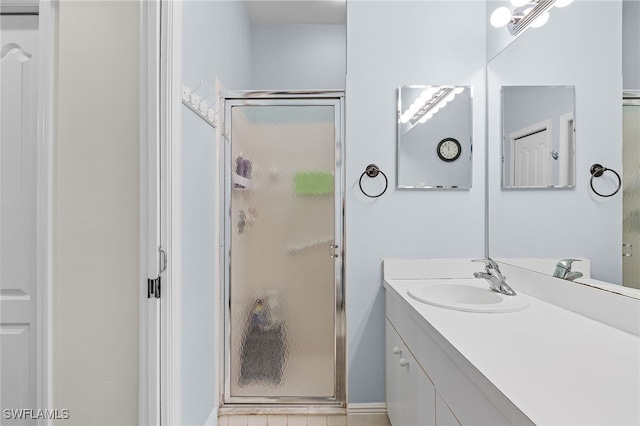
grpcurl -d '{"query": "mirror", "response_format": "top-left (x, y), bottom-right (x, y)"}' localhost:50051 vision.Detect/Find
top-left (487, 0), bottom-right (640, 299)
top-left (502, 85), bottom-right (576, 188)
top-left (397, 85), bottom-right (472, 189)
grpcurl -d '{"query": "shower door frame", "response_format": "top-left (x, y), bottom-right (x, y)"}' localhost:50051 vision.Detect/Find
top-left (622, 90), bottom-right (640, 287)
top-left (220, 91), bottom-right (346, 407)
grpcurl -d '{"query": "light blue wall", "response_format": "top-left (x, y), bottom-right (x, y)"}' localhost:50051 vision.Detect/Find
top-left (182, 2), bottom-right (253, 425)
top-left (252, 24), bottom-right (346, 90)
top-left (345, 1), bottom-right (487, 403)
top-left (623, 0), bottom-right (640, 90)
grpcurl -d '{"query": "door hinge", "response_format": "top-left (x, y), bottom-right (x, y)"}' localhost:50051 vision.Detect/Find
top-left (147, 245), bottom-right (166, 299)
top-left (148, 277), bottom-right (161, 299)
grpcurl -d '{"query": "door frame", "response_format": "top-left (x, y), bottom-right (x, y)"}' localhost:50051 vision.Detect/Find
top-left (558, 112), bottom-right (575, 186)
top-left (37, 1), bottom-right (55, 418)
top-left (0, 0), bottom-right (56, 419)
top-left (219, 91), bottom-right (346, 408)
top-left (139, 0), bottom-right (182, 424)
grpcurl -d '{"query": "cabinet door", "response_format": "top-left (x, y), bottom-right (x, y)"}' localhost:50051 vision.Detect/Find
top-left (386, 320), bottom-right (405, 426)
top-left (436, 392), bottom-right (461, 426)
top-left (405, 353), bottom-right (436, 426)
top-left (386, 320), bottom-right (436, 426)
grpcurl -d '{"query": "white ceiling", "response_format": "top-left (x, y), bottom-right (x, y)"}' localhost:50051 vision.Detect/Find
top-left (245, 0), bottom-right (347, 25)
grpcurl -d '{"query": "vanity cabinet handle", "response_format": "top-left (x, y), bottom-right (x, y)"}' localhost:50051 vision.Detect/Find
top-left (392, 346), bottom-right (401, 355)
top-left (399, 358), bottom-right (409, 367)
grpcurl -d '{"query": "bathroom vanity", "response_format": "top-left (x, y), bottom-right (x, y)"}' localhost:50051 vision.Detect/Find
top-left (383, 259), bottom-right (640, 426)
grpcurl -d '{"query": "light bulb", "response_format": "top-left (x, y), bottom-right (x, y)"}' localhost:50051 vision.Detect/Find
top-left (554, 0), bottom-right (574, 7)
top-left (530, 11), bottom-right (549, 28)
top-left (408, 104), bottom-right (419, 115)
top-left (400, 114), bottom-right (410, 124)
top-left (421, 87), bottom-right (438, 100)
top-left (510, 0), bottom-right (529, 7)
top-left (418, 115), bottom-right (428, 124)
top-left (490, 7), bottom-right (513, 28)
top-left (425, 111), bottom-right (434, 120)
top-left (453, 87), bottom-right (464, 95)
top-left (439, 99), bottom-right (448, 108)
top-left (445, 93), bottom-right (456, 102)
top-left (431, 105), bottom-right (440, 114)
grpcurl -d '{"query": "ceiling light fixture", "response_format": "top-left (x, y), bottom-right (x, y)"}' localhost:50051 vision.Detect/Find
top-left (490, 0), bottom-right (573, 36)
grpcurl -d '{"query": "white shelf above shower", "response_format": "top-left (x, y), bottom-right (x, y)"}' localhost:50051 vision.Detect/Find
top-left (182, 98), bottom-right (217, 128)
top-left (288, 237), bottom-right (333, 254)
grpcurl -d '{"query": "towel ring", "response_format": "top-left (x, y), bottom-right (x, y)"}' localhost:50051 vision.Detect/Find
top-left (590, 164), bottom-right (621, 198)
top-left (359, 164), bottom-right (388, 198)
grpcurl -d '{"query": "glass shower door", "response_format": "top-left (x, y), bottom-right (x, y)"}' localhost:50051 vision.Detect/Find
top-left (223, 95), bottom-right (344, 404)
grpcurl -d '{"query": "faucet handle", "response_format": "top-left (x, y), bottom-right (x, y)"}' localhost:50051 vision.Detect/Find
top-left (557, 258), bottom-right (581, 267)
top-left (472, 258), bottom-right (500, 270)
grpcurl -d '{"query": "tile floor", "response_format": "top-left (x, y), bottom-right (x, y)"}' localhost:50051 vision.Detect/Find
top-left (218, 414), bottom-right (347, 426)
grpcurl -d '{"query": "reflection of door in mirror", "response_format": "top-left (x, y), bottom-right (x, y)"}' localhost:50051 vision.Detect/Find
top-left (623, 101), bottom-right (640, 289)
top-left (501, 86), bottom-right (576, 188)
top-left (510, 121), bottom-right (551, 187)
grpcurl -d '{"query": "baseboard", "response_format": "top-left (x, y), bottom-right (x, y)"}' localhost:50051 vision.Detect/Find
top-left (346, 403), bottom-right (390, 426)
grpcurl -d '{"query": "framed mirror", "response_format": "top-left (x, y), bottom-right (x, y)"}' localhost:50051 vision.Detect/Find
top-left (397, 85), bottom-right (472, 189)
top-left (501, 86), bottom-right (576, 188)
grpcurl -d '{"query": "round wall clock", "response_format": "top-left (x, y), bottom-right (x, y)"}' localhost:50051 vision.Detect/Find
top-left (437, 138), bottom-right (462, 162)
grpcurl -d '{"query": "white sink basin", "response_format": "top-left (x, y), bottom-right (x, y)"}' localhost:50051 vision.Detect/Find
top-left (407, 279), bottom-right (530, 313)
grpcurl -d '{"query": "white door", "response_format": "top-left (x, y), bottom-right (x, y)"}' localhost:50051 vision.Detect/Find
top-left (511, 129), bottom-right (551, 187)
top-left (0, 14), bottom-right (40, 421)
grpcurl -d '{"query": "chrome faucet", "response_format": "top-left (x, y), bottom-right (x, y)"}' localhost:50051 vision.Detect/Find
top-left (472, 258), bottom-right (517, 296)
top-left (553, 259), bottom-right (583, 281)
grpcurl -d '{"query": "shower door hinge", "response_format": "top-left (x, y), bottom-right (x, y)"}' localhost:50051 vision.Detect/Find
top-left (148, 277), bottom-right (161, 299)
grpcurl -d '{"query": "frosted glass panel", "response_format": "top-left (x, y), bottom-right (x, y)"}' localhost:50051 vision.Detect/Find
top-left (623, 105), bottom-right (640, 289)
top-left (229, 105), bottom-right (336, 398)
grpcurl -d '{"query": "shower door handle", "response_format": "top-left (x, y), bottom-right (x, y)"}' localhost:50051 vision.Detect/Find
top-left (330, 244), bottom-right (339, 259)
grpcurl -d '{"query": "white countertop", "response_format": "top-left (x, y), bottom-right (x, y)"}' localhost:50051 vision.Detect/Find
top-left (384, 278), bottom-right (640, 426)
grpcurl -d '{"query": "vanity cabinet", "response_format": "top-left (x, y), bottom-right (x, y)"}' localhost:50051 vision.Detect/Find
top-left (385, 320), bottom-right (436, 426)
top-left (435, 393), bottom-right (460, 426)
top-left (385, 288), bottom-right (526, 426)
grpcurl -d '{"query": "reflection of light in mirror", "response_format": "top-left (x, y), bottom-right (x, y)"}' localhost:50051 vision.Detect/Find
top-left (490, 6), bottom-right (512, 28)
top-left (400, 86), bottom-right (468, 126)
top-left (421, 87), bottom-right (438, 99)
top-left (492, 0), bottom-right (574, 35)
top-left (554, 0), bottom-right (574, 7)
top-left (530, 11), bottom-right (549, 28)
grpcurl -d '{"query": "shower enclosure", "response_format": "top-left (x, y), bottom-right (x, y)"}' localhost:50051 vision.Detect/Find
top-left (222, 92), bottom-right (345, 406)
